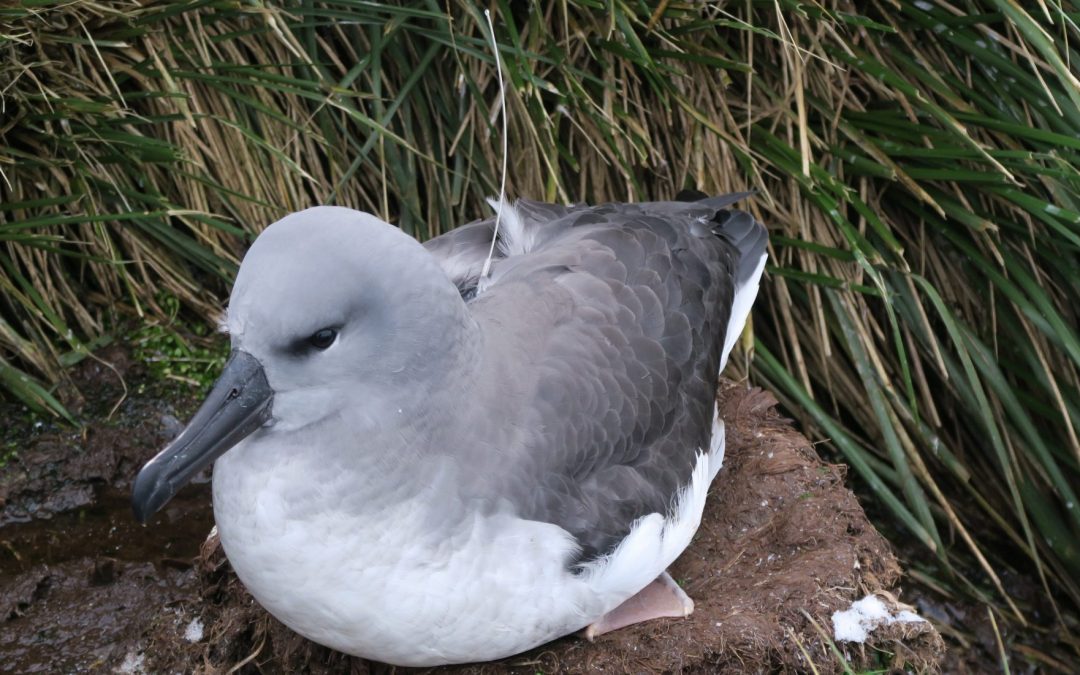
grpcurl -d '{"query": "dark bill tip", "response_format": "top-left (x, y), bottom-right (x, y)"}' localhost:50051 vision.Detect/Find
top-left (132, 349), bottom-right (273, 524)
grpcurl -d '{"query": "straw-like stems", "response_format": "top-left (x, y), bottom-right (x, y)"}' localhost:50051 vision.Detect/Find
top-left (2, 0), bottom-right (1077, 658)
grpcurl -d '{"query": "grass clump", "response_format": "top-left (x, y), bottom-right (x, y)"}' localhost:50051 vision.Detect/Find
top-left (1, 0), bottom-right (1078, 665)
top-left (130, 293), bottom-right (227, 392)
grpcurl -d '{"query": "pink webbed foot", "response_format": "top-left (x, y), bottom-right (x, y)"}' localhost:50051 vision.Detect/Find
top-left (584, 571), bottom-right (695, 640)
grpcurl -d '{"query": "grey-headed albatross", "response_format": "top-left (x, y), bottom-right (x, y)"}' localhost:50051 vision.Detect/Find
top-left (133, 194), bottom-right (768, 666)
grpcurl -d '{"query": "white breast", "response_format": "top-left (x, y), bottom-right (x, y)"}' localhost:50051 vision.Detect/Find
top-left (210, 408), bottom-right (725, 666)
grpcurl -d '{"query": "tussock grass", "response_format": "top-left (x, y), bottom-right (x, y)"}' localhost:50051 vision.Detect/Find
top-left (2, 0), bottom-right (1078, 660)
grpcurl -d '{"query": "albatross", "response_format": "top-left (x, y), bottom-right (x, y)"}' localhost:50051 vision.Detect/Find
top-left (132, 194), bottom-right (768, 666)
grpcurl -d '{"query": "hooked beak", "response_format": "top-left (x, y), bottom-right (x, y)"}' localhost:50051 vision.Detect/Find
top-left (132, 349), bottom-right (273, 523)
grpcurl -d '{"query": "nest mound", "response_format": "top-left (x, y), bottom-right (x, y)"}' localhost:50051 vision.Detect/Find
top-left (144, 381), bottom-right (944, 673)
top-left (0, 351), bottom-right (942, 671)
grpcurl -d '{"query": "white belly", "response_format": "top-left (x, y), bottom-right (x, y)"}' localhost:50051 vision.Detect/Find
top-left (211, 417), bottom-right (725, 666)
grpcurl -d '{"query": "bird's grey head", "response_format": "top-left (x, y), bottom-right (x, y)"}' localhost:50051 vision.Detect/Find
top-left (132, 206), bottom-right (470, 522)
top-left (225, 206), bottom-right (466, 431)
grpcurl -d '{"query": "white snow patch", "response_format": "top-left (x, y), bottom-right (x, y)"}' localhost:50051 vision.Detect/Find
top-left (832, 594), bottom-right (927, 643)
top-left (184, 617), bottom-right (205, 643)
top-left (117, 650), bottom-right (146, 674)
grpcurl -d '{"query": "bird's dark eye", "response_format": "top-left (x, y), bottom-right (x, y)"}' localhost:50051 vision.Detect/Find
top-left (308, 328), bottom-right (337, 350)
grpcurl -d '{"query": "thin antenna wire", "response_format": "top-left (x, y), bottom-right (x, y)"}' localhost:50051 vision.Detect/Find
top-left (480, 8), bottom-right (508, 281)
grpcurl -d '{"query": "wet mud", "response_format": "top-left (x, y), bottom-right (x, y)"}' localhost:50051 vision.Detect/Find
top-left (1, 348), bottom-right (944, 673)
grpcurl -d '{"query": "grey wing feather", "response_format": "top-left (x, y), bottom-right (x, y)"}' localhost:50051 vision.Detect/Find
top-left (423, 201), bottom-right (581, 297)
top-left (422, 218), bottom-right (494, 296)
top-left (467, 196), bottom-right (767, 564)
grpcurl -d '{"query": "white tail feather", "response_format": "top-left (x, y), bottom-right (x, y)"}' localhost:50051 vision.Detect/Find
top-left (719, 249), bottom-right (767, 371)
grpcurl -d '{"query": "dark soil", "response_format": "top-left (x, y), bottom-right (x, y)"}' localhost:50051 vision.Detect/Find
top-left (0, 348), bottom-right (945, 673)
top-left (0, 346), bottom-right (212, 673)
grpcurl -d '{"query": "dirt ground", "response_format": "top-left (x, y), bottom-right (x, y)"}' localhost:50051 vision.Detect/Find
top-left (1, 346), bottom-right (948, 673)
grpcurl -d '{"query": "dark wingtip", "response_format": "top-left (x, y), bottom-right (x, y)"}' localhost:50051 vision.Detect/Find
top-left (672, 188), bottom-right (760, 206)
top-left (700, 191), bottom-right (757, 211)
top-left (674, 188), bottom-right (709, 202)
top-left (712, 210), bottom-right (769, 287)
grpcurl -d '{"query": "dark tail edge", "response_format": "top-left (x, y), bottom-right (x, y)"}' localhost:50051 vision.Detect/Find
top-left (698, 193), bottom-right (768, 289)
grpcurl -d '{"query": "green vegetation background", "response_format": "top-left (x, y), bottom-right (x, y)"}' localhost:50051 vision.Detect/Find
top-left (2, 0), bottom-right (1078, 666)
